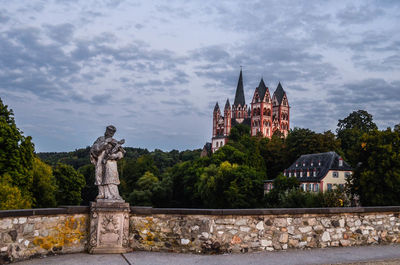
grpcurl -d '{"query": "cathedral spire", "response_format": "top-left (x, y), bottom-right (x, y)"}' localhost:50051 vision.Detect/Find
top-left (233, 69), bottom-right (245, 107)
top-left (274, 82), bottom-right (285, 105)
top-left (224, 98), bottom-right (231, 110)
top-left (213, 102), bottom-right (220, 112)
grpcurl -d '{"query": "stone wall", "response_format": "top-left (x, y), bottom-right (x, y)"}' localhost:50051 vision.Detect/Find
top-left (0, 207), bottom-right (89, 263)
top-left (1, 206), bottom-right (400, 263)
top-left (129, 207), bottom-right (400, 254)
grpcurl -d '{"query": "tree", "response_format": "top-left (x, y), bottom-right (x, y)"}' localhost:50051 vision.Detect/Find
top-left (0, 98), bottom-right (35, 204)
top-left (229, 123), bottom-right (250, 142)
top-left (53, 163), bottom-right (85, 205)
top-left (0, 174), bottom-right (31, 210)
top-left (263, 173), bottom-right (299, 207)
top-left (78, 164), bottom-right (97, 205)
top-left (32, 157), bottom-right (57, 208)
top-left (336, 110), bottom-right (378, 167)
top-left (349, 129), bottom-right (400, 206)
top-left (285, 128), bottom-right (341, 166)
top-left (128, 171), bottom-right (159, 206)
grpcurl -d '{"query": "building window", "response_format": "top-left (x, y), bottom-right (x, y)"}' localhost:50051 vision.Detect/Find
top-left (311, 161), bottom-right (314, 166)
top-left (307, 183), bottom-right (311, 191)
top-left (332, 172), bottom-right (338, 178)
top-left (216, 142), bottom-right (219, 147)
top-left (313, 170), bottom-right (316, 177)
top-left (318, 160), bottom-right (321, 166)
top-left (345, 172), bottom-right (351, 179)
top-left (338, 184), bottom-right (344, 190)
top-left (300, 171), bottom-right (303, 177)
top-left (302, 162), bottom-right (306, 167)
top-left (339, 158), bottom-right (343, 167)
top-left (301, 184), bottom-right (304, 191)
top-left (314, 184), bottom-right (319, 192)
top-left (327, 184), bottom-right (333, 191)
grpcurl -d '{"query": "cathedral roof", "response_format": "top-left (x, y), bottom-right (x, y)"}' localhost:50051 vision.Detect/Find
top-left (273, 82), bottom-right (286, 105)
top-left (256, 78), bottom-right (268, 100)
top-left (224, 98), bottom-right (231, 110)
top-left (233, 69), bottom-right (246, 107)
top-left (214, 102), bottom-right (220, 112)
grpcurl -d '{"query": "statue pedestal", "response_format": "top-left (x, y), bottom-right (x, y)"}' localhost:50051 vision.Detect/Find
top-left (88, 200), bottom-right (131, 254)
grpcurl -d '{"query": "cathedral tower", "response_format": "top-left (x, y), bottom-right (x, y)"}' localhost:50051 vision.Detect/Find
top-left (250, 78), bottom-right (273, 137)
top-left (272, 82), bottom-right (290, 137)
top-left (232, 69), bottom-right (248, 123)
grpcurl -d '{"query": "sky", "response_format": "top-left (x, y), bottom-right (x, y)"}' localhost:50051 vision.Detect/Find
top-left (1, 0), bottom-right (399, 152)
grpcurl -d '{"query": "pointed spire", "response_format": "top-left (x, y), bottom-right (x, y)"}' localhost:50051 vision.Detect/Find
top-left (274, 82), bottom-right (285, 105)
top-left (224, 98), bottom-right (231, 110)
top-left (257, 78), bottom-right (267, 100)
top-left (233, 69), bottom-right (245, 107)
top-left (213, 102), bottom-right (220, 112)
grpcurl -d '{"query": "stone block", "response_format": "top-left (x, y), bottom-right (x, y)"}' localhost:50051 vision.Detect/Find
top-left (321, 231), bottom-right (331, 242)
top-left (88, 201), bottom-right (131, 254)
top-left (279, 233), bottom-right (288, 243)
top-left (0, 218), bottom-right (12, 229)
top-left (261, 239), bottom-right (272, 247)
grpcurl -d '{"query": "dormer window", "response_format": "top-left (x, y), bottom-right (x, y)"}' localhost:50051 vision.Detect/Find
top-left (296, 163), bottom-right (298, 167)
top-left (318, 160), bottom-right (321, 166)
top-left (313, 168), bottom-right (317, 177)
top-left (311, 161), bottom-right (314, 167)
top-left (300, 171), bottom-right (303, 177)
top-left (339, 158), bottom-right (343, 167)
top-left (302, 162), bottom-right (306, 167)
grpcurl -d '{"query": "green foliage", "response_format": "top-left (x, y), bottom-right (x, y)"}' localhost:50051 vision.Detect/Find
top-left (53, 163), bottom-right (85, 205)
top-left (196, 161), bottom-right (264, 208)
top-left (229, 124), bottom-right (251, 142)
top-left (336, 110), bottom-right (378, 167)
top-left (285, 128), bottom-right (341, 166)
top-left (0, 174), bottom-right (31, 210)
top-left (349, 128), bottom-right (400, 206)
top-left (78, 164), bottom-right (96, 205)
top-left (0, 98), bottom-right (34, 199)
top-left (128, 171), bottom-right (159, 206)
top-left (32, 157), bottom-right (57, 208)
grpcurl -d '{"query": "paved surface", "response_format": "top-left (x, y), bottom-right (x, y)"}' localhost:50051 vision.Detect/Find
top-left (15, 245), bottom-right (400, 265)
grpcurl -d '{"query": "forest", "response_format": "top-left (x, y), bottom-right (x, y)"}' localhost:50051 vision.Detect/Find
top-left (1, 97), bottom-right (400, 210)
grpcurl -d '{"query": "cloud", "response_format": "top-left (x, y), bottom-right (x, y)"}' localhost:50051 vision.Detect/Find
top-left (336, 4), bottom-right (385, 25)
top-left (45, 23), bottom-right (75, 43)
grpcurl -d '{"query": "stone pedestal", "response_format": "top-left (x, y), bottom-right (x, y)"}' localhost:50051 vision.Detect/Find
top-left (88, 200), bottom-right (131, 254)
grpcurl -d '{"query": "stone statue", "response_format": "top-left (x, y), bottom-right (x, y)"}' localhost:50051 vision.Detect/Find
top-left (90, 125), bottom-right (126, 201)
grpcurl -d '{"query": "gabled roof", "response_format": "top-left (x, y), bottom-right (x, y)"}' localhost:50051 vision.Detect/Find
top-left (233, 69), bottom-right (246, 107)
top-left (214, 102), bottom-right (220, 112)
top-left (273, 82), bottom-right (286, 105)
top-left (285, 151), bottom-right (352, 182)
top-left (256, 78), bottom-right (268, 101)
top-left (224, 98), bottom-right (231, 110)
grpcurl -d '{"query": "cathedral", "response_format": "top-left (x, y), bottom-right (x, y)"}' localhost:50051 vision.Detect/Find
top-left (211, 69), bottom-right (290, 153)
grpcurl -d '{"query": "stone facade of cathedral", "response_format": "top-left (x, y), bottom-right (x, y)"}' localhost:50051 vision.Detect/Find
top-left (212, 70), bottom-right (290, 153)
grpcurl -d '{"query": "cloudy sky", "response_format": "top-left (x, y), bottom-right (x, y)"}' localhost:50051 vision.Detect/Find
top-left (1, 0), bottom-right (399, 152)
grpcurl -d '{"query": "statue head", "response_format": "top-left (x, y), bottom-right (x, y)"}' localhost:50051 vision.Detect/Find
top-left (104, 125), bottom-right (116, 138)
